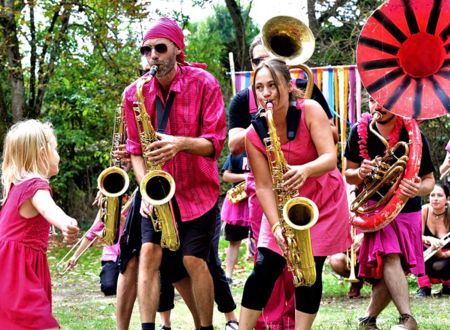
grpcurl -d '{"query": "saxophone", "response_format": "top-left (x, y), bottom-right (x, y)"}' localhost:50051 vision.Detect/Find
top-left (226, 181), bottom-right (247, 204)
top-left (96, 93), bottom-right (130, 245)
top-left (262, 101), bottom-right (319, 287)
top-left (133, 65), bottom-right (180, 251)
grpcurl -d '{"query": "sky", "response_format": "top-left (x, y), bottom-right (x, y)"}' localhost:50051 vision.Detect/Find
top-left (148, 0), bottom-right (309, 28)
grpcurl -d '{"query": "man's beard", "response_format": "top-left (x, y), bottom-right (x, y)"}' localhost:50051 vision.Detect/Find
top-left (154, 55), bottom-right (177, 78)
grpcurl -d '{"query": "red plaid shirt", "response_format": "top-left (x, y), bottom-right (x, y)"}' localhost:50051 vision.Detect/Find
top-left (124, 65), bottom-right (226, 221)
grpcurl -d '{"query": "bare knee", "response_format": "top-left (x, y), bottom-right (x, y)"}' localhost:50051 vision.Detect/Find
top-left (183, 255), bottom-right (208, 275)
top-left (140, 243), bottom-right (162, 272)
top-left (329, 253), bottom-right (348, 276)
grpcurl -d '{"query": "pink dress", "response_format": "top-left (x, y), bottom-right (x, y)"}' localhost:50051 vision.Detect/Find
top-left (246, 100), bottom-right (351, 257)
top-left (0, 178), bottom-right (59, 329)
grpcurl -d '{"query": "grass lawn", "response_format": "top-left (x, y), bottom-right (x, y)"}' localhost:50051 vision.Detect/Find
top-left (49, 236), bottom-right (450, 330)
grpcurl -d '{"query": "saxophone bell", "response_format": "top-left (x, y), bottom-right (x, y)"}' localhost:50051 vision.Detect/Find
top-left (140, 170), bottom-right (176, 206)
top-left (283, 197), bottom-right (319, 287)
top-left (98, 166), bottom-right (130, 198)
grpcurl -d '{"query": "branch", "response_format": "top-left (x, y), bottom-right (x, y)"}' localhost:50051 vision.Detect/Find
top-left (317, 0), bottom-right (349, 25)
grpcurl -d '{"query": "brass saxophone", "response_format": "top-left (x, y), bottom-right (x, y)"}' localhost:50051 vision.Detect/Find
top-left (133, 65), bottom-right (180, 251)
top-left (263, 101), bottom-right (319, 287)
top-left (226, 181), bottom-right (247, 204)
top-left (97, 93), bottom-right (130, 245)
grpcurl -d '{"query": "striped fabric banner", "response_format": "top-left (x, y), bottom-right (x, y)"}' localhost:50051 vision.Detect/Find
top-left (232, 64), bottom-right (362, 125)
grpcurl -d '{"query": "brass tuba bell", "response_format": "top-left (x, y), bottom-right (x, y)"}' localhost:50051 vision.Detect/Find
top-left (261, 15), bottom-right (315, 66)
top-left (261, 15), bottom-right (315, 98)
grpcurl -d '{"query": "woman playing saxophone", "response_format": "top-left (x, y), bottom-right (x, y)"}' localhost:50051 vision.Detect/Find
top-left (239, 59), bottom-right (351, 330)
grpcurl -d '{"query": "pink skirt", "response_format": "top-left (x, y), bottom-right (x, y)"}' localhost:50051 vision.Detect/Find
top-left (221, 197), bottom-right (249, 227)
top-left (358, 210), bottom-right (425, 278)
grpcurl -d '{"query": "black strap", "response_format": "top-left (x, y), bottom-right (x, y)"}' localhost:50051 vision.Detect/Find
top-left (251, 105), bottom-right (301, 144)
top-left (156, 92), bottom-right (176, 133)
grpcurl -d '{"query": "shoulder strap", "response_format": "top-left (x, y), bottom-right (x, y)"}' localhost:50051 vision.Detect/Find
top-left (251, 110), bottom-right (269, 145)
top-left (251, 105), bottom-right (301, 145)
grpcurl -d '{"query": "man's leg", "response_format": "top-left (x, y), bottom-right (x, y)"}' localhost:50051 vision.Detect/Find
top-left (173, 277), bottom-right (201, 328)
top-left (138, 242), bottom-right (162, 323)
top-left (383, 254), bottom-right (411, 315)
top-left (184, 255), bottom-right (214, 327)
top-left (116, 256), bottom-right (138, 330)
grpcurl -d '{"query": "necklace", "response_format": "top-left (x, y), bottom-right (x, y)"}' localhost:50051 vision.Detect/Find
top-left (432, 210), bottom-right (446, 217)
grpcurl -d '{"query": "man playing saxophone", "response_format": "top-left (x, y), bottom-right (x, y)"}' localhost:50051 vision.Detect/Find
top-left (121, 17), bottom-right (226, 330)
top-left (239, 59), bottom-right (351, 330)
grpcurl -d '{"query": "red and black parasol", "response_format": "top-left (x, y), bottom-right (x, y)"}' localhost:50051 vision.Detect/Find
top-left (356, 0), bottom-right (450, 119)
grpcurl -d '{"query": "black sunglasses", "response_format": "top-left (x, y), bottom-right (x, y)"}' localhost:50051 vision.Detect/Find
top-left (140, 43), bottom-right (170, 56)
top-left (251, 56), bottom-right (268, 66)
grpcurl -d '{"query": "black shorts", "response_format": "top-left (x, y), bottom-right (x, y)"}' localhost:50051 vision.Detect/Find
top-left (224, 223), bottom-right (250, 242)
top-left (100, 260), bottom-right (119, 296)
top-left (178, 202), bottom-right (217, 260)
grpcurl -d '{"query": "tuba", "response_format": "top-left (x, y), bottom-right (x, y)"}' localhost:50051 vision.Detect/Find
top-left (133, 65), bottom-right (180, 251)
top-left (262, 15), bottom-right (315, 98)
top-left (352, 0), bottom-right (450, 231)
top-left (260, 16), bottom-right (319, 287)
top-left (96, 93), bottom-right (130, 245)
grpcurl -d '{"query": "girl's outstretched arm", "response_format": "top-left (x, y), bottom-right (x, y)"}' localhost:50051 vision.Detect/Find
top-left (32, 189), bottom-right (79, 242)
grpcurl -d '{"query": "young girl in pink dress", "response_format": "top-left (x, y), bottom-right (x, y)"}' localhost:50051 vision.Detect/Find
top-left (0, 119), bottom-right (79, 329)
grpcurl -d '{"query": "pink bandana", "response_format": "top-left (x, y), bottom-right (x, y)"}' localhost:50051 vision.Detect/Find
top-left (142, 17), bottom-right (187, 64)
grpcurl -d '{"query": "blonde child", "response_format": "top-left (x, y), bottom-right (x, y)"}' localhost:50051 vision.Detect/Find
top-left (0, 119), bottom-right (79, 329)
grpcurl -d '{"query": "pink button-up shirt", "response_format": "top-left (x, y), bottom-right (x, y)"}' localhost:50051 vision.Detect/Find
top-left (123, 65), bottom-right (226, 221)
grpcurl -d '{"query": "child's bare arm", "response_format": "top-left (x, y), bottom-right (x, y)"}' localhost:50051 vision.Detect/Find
top-left (32, 189), bottom-right (79, 242)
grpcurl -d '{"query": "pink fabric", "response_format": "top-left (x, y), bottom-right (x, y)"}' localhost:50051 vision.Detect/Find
top-left (417, 275), bottom-right (431, 288)
top-left (246, 173), bottom-right (296, 328)
top-left (0, 178), bottom-right (59, 329)
top-left (124, 65), bottom-right (226, 221)
top-left (446, 140), bottom-right (450, 153)
top-left (142, 17), bottom-right (187, 64)
top-left (220, 197), bottom-right (249, 227)
top-left (358, 210), bottom-right (425, 278)
top-left (246, 100), bottom-right (352, 256)
top-left (85, 220), bottom-right (124, 262)
top-left (256, 268), bottom-right (295, 330)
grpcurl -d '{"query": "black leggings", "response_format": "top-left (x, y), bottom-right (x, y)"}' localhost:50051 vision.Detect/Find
top-left (241, 248), bottom-right (326, 314)
top-left (426, 257), bottom-right (450, 280)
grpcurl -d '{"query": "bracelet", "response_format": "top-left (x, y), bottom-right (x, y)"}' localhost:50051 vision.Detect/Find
top-left (357, 168), bottom-right (364, 180)
top-left (271, 222), bottom-right (281, 234)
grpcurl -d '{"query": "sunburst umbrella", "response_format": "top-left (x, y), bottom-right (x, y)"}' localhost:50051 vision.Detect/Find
top-left (357, 0), bottom-right (450, 119)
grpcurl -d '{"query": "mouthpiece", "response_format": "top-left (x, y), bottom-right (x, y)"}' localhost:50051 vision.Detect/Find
top-left (265, 100), bottom-right (273, 110)
top-left (149, 65), bottom-right (158, 76)
top-left (373, 111), bottom-right (382, 120)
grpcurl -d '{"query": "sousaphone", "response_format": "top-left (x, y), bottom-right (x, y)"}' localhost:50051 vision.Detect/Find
top-left (353, 0), bottom-right (450, 232)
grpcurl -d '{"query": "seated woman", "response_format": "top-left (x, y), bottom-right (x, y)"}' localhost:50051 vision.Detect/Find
top-left (416, 183), bottom-right (450, 297)
top-left (238, 58), bottom-right (351, 329)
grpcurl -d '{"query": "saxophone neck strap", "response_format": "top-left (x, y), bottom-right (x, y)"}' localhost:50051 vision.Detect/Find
top-left (251, 105), bottom-right (301, 144)
top-left (156, 91), bottom-right (176, 133)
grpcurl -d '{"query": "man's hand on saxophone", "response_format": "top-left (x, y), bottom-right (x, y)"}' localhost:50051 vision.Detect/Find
top-left (145, 132), bottom-right (181, 165)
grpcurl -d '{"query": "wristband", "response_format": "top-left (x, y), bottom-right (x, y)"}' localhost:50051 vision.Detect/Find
top-left (271, 222), bottom-right (281, 234)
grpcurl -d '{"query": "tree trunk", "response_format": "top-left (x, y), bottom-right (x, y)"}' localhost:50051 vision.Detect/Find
top-left (1, 0), bottom-right (26, 122)
top-left (224, 0), bottom-right (248, 71)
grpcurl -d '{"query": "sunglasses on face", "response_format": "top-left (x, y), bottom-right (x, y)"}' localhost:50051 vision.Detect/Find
top-left (251, 56), bottom-right (268, 66)
top-left (140, 43), bottom-right (171, 56)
